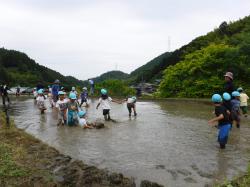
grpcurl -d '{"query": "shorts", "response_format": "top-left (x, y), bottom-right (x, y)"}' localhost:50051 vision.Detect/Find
top-left (103, 109), bottom-right (110, 116)
top-left (231, 111), bottom-right (240, 123)
top-left (53, 95), bottom-right (59, 103)
top-left (127, 103), bottom-right (135, 113)
top-left (240, 106), bottom-right (248, 114)
top-left (218, 124), bottom-right (231, 145)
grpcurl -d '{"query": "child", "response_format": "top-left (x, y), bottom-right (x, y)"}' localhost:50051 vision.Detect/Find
top-left (70, 87), bottom-right (78, 96)
top-left (36, 89), bottom-right (47, 114)
top-left (56, 91), bottom-right (68, 126)
top-left (231, 91), bottom-right (241, 128)
top-left (222, 92), bottom-right (232, 127)
top-left (80, 87), bottom-right (88, 107)
top-left (208, 94), bottom-right (231, 149)
top-left (96, 89), bottom-right (121, 121)
top-left (48, 86), bottom-right (53, 108)
top-left (67, 92), bottom-right (79, 126)
top-left (237, 87), bottom-right (249, 117)
top-left (124, 96), bottom-right (137, 117)
top-left (78, 110), bottom-right (92, 129)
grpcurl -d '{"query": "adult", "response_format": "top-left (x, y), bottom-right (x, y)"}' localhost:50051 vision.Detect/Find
top-left (1, 84), bottom-right (11, 105)
top-left (51, 79), bottom-right (60, 106)
top-left (88, 79), bottom-right (95, 95)
top-left (36, 81), bottom-right (44, 91)
top-left (16, 86), bottom-right (21, 97)
top-left (224, 72), bottom-right (235, 94)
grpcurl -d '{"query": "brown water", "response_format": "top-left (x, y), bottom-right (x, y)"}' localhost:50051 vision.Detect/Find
top-left (3, 97), bottom-right (250, 187)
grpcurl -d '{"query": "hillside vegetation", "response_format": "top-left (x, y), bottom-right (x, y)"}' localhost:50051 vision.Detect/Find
top-left (0, 48), bottom-right (83, 88)
top-left (157, 16), bottom-right (250, 97)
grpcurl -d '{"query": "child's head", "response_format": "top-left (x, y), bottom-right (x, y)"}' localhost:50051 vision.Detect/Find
top-left (37, 89), bottom-right (44, 95)
top-left (232, 91), bottom-right (240, 100)
top-left (82, 87), bottom-right (87, 91)
top-left (58, 91), bottom-right (65, 100)
top-left (101, 89), bottom-right (108, 99)
top-left (69, 92), bottom-right (77, 102)
top-left (211, 94), bottom-right (222, 105)
top-left (78, 111), bottom-right (86, 118)
top-left (72, 87), bottom-right (76, 91)
top-left (237, 87), bottom-right (243, 93)
top-left (222, 92), bottom-right (231, 101)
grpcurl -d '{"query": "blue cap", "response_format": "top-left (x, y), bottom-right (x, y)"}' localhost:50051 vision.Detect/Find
top-left (78, 110), bottom-right (86, 117)
top-left (69, 93), bottom-right (77, 99)
top-left (222, 92), bottom-right (231, 101)
top-left (232, 91), bottom-right (240, 97)
top-left (101, 88), bottom-right (107, 95)
top-left (212, 94), bottom-right (222, 103)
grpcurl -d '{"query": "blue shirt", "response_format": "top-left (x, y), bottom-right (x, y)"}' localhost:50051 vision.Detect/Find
top-left (52, 84), bottom-right (60, 96)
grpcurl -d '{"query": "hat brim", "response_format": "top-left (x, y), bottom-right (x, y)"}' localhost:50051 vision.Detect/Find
top-left (224, 75), bottom-right (233, 80)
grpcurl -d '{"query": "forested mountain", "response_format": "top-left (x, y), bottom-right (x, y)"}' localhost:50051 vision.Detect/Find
top-left (158, 15), bottom-right (250, 97)
top-left (0, 48), bottom-right (84, 88)
top-left (129, 52), bottom-right (172, 83)
top-left (90, 70), bottom-right (129, 83)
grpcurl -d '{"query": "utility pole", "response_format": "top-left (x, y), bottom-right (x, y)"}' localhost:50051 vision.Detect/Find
top-left (168, 36), bottom-right (171, 52)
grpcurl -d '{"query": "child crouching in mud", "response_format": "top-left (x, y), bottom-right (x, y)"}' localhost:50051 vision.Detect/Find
top-left (56, 91), bottom-right (68, 126)
top-left (78, 110), bottom-right (93, 129)
top-left (124, 96), bottom-right (137, 117)
top-left (36, 89), bottom-right (47, 114)
top-left (208, 94), bottom-right (231, 149)
top-left (67, 93), bottom-right (79, 126)
top-left (96, 89), bottom-right (121, 121)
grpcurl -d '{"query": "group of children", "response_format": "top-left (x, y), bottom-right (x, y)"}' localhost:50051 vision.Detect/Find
top-left (208, 87), bottom-right (249, 149)
top-left (34, 86), bottom-right (137, 129)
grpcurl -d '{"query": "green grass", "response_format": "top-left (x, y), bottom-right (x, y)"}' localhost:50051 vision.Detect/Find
top-left (0, 144), bottom-right (28, 177)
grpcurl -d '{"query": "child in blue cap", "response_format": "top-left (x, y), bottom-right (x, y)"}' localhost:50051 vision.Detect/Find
top-left (208, 94), bottom-right (231, 149)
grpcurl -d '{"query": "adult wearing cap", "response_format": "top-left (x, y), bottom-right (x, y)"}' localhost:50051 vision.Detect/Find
top-left (224, 72), bottom-right (235, 95)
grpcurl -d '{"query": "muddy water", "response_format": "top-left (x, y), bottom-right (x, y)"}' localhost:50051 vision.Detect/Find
top-left (3, 97), bottom-right (250, 187)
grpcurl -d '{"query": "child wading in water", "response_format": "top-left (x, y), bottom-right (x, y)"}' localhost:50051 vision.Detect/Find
top-left (67, 93), bottom-right (79, 126)
top-left (124, 96), bottom-right (137, 117)
top-left (56, 91), bottom-right (68, 126)
top-left (208, 94), bottom-right (231, 149)
top-left (237, 87), bottom-right (249, 117)
top-left (231, 91), bottom-right (241, 128)
top-left (36, 89), bottom-right (47, 114)
top-left (80, 87), bottom-right (89, 107)
top-left (96, 89), bottom-right (121, 121)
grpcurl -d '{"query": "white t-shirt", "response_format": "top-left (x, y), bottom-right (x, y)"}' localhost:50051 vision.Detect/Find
top-left (240, 93), bottom-right (249, 106)
top-left (127, 98), bottom-right (135, 104)
top-left (56, 99), bottom-right (68, 111)
top-left (79, 118), bottom-right (87, 127)
top-left (98, 97), bottom-right (112, 110)
top-left (36, 95), bottom-right (45, 102)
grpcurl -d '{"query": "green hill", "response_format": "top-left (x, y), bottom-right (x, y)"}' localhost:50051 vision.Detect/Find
top-left (0, 48), bottom-right (84, 88)
top-left (90, 70), bottom-right (129, 83)
top-left (129, 52), bottom-right (172, 83)
top-left (156, 15), bottom-right (250, 97)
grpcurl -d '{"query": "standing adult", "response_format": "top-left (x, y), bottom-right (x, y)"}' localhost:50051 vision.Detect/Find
top-left (1, 84), bottom-right (11, 105)
top-left (16, 85), bottom-right (21, 97)
top-left (224, 72), bottom-right (235, 94)
top-left (51, 79), bottom-right (60, 106)
top-left (88, 79), bottom-right (95, 95)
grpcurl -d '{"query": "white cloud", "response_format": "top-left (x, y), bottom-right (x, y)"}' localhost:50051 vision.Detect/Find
top-left (0, 0), bottom-right (250, 80)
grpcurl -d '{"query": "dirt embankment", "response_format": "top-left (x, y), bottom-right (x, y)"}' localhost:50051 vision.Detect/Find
top-left (0, 113), bottom-right (163, 187)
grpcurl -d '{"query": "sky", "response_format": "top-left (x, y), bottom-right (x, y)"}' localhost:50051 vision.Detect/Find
top-left (0, 0), bottom-right (250, 80)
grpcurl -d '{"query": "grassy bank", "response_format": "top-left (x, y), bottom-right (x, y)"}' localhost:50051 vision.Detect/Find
top-left (219, 166), bottom-right (250, 187)
top-left (0, 112), bottom-right (137, 186)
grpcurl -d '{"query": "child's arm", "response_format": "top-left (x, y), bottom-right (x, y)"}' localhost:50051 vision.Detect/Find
top-left (112, 99), bottom-right (122, 104)
top-left (96, 103), bottom-right (100, 109)
top-left (208, 114), bottom-right (224, 125)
